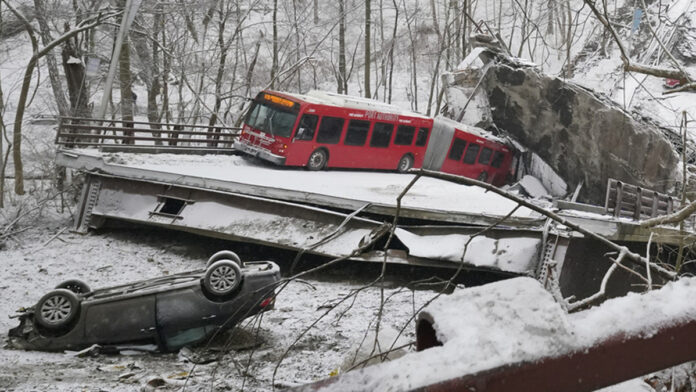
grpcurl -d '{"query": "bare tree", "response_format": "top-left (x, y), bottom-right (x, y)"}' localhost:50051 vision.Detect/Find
top-left (582, 0), bottom-right (694, 86)
top-left (0, 0), bottom-right (116, 194)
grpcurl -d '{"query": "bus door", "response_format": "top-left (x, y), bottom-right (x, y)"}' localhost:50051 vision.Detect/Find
top-left (286, 112), bottom-right (320, 166)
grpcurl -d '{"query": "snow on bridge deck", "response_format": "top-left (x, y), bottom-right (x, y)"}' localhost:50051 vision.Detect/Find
top-left (58, 149), bottom-right (543, 226)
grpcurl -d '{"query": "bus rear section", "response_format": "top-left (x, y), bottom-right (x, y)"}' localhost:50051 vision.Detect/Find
top-left (234, 92), bottom-right (302, 166)
top-left (423, 117), bottom-right (514, 186)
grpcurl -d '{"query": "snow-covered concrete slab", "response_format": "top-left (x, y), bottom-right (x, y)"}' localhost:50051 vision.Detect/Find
top-left (304, 276), bottom-right (696, 391)
top-left (58, 149), bottom-right (543, 227)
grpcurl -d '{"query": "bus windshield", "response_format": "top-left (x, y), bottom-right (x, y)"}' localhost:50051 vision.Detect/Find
top-left (245, 102), bottom-right (298, 138)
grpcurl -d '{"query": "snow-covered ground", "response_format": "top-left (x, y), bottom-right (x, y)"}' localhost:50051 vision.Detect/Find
top-left (3, 0), bottom-right (696, 388)
top-left (0, 191), bottom-right (438, 391)
top-left (3, 192), bottom-right (682, 392)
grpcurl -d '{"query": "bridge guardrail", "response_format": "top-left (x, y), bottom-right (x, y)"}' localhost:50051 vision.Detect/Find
top-left (55, 117), bottom-right (241, 154)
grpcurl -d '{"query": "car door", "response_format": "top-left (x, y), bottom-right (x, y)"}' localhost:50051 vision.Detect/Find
top-left (83, 295), bottom-right (157, 344)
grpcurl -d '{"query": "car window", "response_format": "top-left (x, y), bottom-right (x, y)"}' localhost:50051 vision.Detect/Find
top-left (295, 114), bottom-right (318, 141)
top-left (394, 125), bottom-right (415, 146)
top-left (370, 122), bottom-right (393, 148)
top-left (316, 116), bottom-right (344, 144)
top-left (479, 147), bottom-right (493, 165)
top-left (463, 144), bottom-right (480, 164)
top-left (344, 120), bottom-right (370, 146)
top-left (448, 138), bottom-right (467, 161)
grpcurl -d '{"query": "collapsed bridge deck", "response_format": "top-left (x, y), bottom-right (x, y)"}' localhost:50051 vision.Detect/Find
top-left (57, 148), bottom-right (691, 301)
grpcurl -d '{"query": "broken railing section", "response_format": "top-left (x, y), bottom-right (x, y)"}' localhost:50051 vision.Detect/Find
top-left (604, 178), bottom-right (686, 222)
top-left (55, 117), bottom-right (240, 154)
top-left (297, 277), bottom-right (696, 392)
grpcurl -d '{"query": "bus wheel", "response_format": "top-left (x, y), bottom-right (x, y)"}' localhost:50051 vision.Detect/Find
top-left (477, 171), bottom-right (488, 183)
top-left (307, 149), bottom-right (328, 171)
top-left (397, 155), bottom-right (414, 173)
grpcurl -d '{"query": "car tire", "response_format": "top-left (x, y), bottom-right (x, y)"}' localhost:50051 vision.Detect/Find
top-left (35, 289), bottom-right (80, 329)
top-left (203, 260), bottom-right (243, 297)
top-left (206, 250), bottom-right (242, 268)
top-left (55, 279), bottom-right (91, 295)
top-left (307, 149), bottom-right (327, 171)
top-left (397, 154), bottom-right (414, 173)
top-left (477, 171), bottom-right (488, 183)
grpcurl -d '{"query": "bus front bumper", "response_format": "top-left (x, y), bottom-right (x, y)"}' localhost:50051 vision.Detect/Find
top-left (234, 141), bottom-right (287, 166)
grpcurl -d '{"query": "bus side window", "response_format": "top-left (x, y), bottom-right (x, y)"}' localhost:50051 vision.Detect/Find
top-left (415, 128), bottom-right (429, 146)
top-left (344, 120), bottom-right (370, 146)
top-left (478, 147), bottom-right (493, 165)
top-left (448, 138), bottom-right (467, 161)
top-left (296, 114), bottom-right (318, 141)
top-left (394, 125), bottom-right (415, 145)
top-left (316, 116), bottom-right (345, 144)
top-left (370, 122), bottom-right (394, 148)
top-left (491, 151), bottom-right (505, 168)
top-left (462, 144), bottom-right (480, 164)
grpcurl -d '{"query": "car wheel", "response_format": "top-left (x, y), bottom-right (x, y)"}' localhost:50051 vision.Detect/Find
top-left (35, 289), bottom-right (80, 329)
top-left (397, 155), bottom-right (414, 173)
top-left (203, 260), bottom-right (243, 297)
top-left (307, 149), bottom-right (327, 171)
top-left (206, 250), bottom-right (242, 268)
top-left (55, 279), bottom-right (91, 294)
top-left (477, 171), bottom-right (488, 183)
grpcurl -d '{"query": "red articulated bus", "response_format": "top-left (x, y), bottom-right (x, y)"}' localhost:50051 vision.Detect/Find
top-left (234, 90), bottom-right (514, 186)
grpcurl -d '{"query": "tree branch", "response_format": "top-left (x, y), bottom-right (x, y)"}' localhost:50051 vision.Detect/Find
top-left (640, 199), bottom-right (696, 227)
top-left (582, 0), bottom-right (693, 83)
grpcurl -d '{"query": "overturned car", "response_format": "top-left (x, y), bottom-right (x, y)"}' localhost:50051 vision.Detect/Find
top-left (8, 251), bottom-right (281, 352)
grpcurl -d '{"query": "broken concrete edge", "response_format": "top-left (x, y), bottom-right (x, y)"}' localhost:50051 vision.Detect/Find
top-left (294, 276), bottom-right (696, 392)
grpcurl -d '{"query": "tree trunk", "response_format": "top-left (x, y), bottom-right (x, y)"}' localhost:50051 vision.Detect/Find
top-left (61, 24), bottom-right (90, 118)
top-left (364, 0), bottom-right (371, 98)
top-left (161, 11), bottom-right (170, 126)
top-left (314, 0), bottom-right (319, 24)
top-left (209, 2), bottom-right (230, 142)
top-left (0, 74), bottom-right (6, 208)
top-left (292, 0), bottom-right (302, 92)
top-left (149, 6), bottom-right (162, 143)
top-left (33, 0), bottom-right (69, 117)
top-left (271, 0), bottom-right (278, 89)
top-left (338, 0), bottom-right (347, 94)
top-left (387, 0), bottom-right (398, 103)
top-left (547, 0), bottom-right (555, 35)
top-left (118, 32), bottom-right (134, 142)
